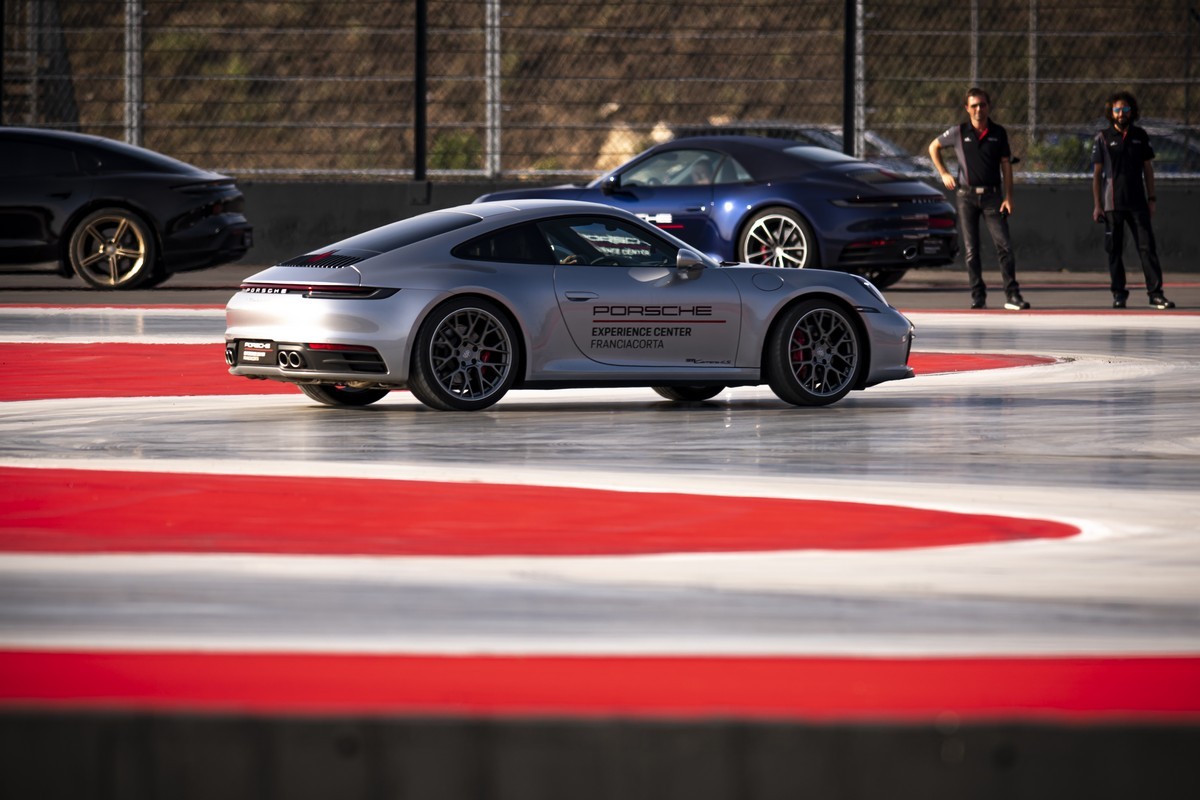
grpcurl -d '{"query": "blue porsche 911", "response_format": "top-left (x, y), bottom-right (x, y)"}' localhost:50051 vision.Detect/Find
top-left (476, 135), bottom-right (957, 289)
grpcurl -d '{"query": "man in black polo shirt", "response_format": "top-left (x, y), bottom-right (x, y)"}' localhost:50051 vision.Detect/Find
top-left (1091, 91), bottom-right (1175, 309)
top-left (929, 87), bottom-right (1029, 310)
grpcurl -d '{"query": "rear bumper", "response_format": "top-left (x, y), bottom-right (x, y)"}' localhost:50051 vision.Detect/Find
top-left (163, 214), bottom-right (254, 273)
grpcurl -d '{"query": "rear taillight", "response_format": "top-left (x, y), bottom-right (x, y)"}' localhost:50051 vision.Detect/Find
top-left (239, 282), bottom-right (398, 300)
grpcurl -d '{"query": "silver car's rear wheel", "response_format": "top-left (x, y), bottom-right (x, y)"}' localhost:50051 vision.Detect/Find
top-left (766, 299), bottom-right (862, 406)
top-left (738, 207), bottom-right (818, 269)
top-left (299, 383), bottom-right (390, 407)
top-left (68, 208), bottom-right (159, 289)
top-left (408, 298), bottom-right (518, 411)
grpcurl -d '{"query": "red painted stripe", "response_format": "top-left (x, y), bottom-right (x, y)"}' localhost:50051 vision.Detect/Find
top-left (1, 650), bottom-right (1196, 721)
top-left (0, 343), bottom-right (1047, 401)
top-left (0, 466), bottom-right (1078, 555)
top-left (0, 343), bottom-right (294, 400)
top-left (916, 352), bottom-right (1054, 373)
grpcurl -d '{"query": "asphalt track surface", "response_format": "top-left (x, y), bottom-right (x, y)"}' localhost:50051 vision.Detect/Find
top-left (1, 264), bottom-right (1199, 721)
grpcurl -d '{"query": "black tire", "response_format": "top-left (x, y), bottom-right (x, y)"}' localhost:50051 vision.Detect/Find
top-left (68, 208), bottom-right (158, 289)
top-left (765, 299), bottom-right (863, 406)
top-left (652, 385), bottom-right (724, 402)
top-left (854, 268), bottom-right (907, 289)
top-left (738, 207), bottom-right (819, 269)
top-left (408, 297), bottom-right (518, 411)
top-left (299, 383), bottom-right (390, 407)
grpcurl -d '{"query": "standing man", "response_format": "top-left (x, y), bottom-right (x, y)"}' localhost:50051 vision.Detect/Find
top-left (1092, 91), bottom-right (1174, 309)
top-left (929, 88), bottom-right (1029, 310)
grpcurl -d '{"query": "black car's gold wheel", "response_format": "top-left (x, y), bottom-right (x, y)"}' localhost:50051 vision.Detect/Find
top-left (68, 208), bottom-right (158, 290)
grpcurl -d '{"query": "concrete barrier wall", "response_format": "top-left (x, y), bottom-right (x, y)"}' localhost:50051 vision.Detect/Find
top-left (240, 181), bottom-right (1200, 273)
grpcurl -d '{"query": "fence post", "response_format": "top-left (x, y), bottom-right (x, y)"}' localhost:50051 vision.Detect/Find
top-left (486, 0), bottom-right (501, 177)
top-left (1028, 0), bottom-right (1038, 143)
top-left (124, 0), bottom-right (142, 145)
top-left (414, 0), bottom-right (427, 181)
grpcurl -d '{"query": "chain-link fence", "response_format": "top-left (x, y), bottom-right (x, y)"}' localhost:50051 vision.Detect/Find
top-left (4, 0), bottom-right (1199, 180)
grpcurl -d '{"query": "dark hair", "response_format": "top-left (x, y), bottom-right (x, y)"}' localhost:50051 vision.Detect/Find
top-left (966, 87), bottom-right (991, 106)
top-left (1105, 91), bottom-right (1139, 124)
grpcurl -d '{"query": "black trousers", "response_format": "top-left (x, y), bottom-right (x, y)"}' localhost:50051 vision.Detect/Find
top-left (1104, 210), bottom-right (1164, 298)
top-left (956, 187), bottom-right (1019, 302)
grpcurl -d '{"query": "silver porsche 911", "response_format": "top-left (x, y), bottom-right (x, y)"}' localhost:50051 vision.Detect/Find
top-left (225, 200), bottom-right (914, 411)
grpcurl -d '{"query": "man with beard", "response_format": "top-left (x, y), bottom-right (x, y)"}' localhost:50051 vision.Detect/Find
top-left (930, 87), bottom-right (1029, 311)
top-left (1091, 91), bottom-right (1175, 309)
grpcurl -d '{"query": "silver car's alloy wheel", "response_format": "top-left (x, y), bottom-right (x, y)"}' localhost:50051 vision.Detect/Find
top-left (68, 208), bottom-right (157, 290)
top-left (409, 298), bottom-right (518, 411)
top-left (739, 207), bottom-right (816, 268)
top-left (766, 300), bottom-right (862, 406)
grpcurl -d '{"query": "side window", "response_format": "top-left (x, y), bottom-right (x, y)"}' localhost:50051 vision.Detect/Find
top-left (0, 141), bottom-right (79, 178)
top-left (620, 149), bottom-right (731, 187)
top-left (453, 223), bottom-right (555, 264)
top-left (715, 157), bottom-right (751, 184)
top-left (538, 216), bottom-right (677, 267)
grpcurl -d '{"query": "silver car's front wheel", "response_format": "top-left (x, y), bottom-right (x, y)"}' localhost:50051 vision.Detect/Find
top-left (408, 298), bottom-right (518, 411)
top-left (766, 300), bottom-right (862, 406)
top-left (738, 207), bottom-right (818, 268)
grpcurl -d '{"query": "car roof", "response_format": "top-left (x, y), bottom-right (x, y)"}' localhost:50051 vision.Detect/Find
top-left (646, 134), bottom-right (864, 179)
top-left (455, 198), bottom-right (646, 221)
top-left (0, 126), bottom-right (217, 175)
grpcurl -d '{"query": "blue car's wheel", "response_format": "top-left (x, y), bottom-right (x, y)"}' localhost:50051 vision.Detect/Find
top-left (766, 299), bottom-right (862, 406)
top-left (738, 207), bottom-right (818, 269)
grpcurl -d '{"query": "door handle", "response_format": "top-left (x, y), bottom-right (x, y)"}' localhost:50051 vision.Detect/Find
top-left (564, 291), bottom-right (597, 301)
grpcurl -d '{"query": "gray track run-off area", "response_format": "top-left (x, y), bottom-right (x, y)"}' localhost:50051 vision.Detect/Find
top-left (0, 306), bottom-right (1198, 658)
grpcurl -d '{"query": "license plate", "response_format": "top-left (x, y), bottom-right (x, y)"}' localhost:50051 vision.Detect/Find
top-left (238, 340), bottom-right (275, 365)
top-left (920, 239), bottom-right (944, 255)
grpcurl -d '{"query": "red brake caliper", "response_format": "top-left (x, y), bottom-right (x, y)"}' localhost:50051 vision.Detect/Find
top-left (791, 329), bottom-right (810, 379)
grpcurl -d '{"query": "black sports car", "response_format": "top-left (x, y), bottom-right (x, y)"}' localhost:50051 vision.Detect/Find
top-left (477, 135), bottom-right (957, 288)
top-left (0, 127), bottom-right (253, 289)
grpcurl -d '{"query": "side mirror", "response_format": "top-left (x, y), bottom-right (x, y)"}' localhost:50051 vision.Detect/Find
top-left (675, 248), bottom-right (707, 278)
top-left (600, 175), bottom-right (621, 196)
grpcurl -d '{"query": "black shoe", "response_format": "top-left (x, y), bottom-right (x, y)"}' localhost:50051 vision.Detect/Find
top-left (1149, 295), bottom-right (1175, 309)
top-left (1004, 294), bottom-right (1030, 311)
top-left (1113, 297), bottom-right (1126, 309)
top-left (970, 298), bottom-right (986, 309)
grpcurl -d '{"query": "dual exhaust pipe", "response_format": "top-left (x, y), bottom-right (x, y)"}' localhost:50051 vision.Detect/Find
top-left (223, 344), bottom-right (310, 369)
top-left (277, 350), bottom-right (307, 369)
